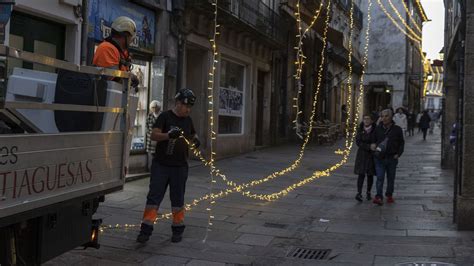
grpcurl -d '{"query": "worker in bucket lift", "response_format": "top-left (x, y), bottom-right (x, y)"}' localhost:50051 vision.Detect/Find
top-left (137, 88), bottom-right (200, 244)
top-left (92, 16), bottom-right (139, 88)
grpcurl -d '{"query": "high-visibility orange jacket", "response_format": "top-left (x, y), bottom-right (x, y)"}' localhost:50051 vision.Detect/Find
top-left (92, 40), bottom-right (130, 72)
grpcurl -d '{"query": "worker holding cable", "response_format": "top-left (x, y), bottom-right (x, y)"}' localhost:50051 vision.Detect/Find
top-left (137, 88), bottom-right (200, 244)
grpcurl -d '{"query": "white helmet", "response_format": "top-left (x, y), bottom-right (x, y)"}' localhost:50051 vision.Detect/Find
top-left (111, 16), bottom-right (137, 44)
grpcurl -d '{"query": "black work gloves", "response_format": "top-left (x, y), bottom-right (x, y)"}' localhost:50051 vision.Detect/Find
top-left (168, 127), bottom-right (182, 139)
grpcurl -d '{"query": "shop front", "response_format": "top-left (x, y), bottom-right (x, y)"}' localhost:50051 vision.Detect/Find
top-left (88, 0), bottom-right (165, 174)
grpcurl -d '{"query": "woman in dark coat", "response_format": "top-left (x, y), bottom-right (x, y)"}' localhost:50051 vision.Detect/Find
top-left (419, 110), bottom-right (431, 141)
top-left (354, 115), bottom-right (377, 202)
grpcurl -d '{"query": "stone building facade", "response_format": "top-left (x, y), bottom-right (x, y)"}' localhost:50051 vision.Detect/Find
top-left (443, 0), bottom-right (474, 230)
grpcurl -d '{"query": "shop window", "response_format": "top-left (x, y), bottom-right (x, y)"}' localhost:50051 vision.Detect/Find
top-left (130, 59), bottom-right (151, 151)
top-left (218, 59), bottom-right (245, 134)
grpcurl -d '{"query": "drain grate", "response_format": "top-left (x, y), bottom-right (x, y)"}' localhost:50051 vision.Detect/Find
top-left (263, 222), bottom-right (288, 229)
top-left (287, 247), bottom-right (331, 260)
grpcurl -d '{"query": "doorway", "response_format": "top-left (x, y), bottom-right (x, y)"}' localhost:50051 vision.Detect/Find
top-left (366, 86), bottom-right (392, 114)
top-left (256, 70), bottom-right (266, 146)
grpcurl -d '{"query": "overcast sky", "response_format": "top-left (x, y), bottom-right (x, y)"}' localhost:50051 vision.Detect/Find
top-left (421, 0), bottom-right (445, 60)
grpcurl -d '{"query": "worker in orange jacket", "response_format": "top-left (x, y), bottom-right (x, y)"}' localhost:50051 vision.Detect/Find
top-left (93, 16), bottom-right (139, 88)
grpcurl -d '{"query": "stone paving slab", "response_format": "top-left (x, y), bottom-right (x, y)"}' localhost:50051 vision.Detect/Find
top-left (141, 255), bottom-right (189, 266)
top-left (234, 233), bottom-right (274, 246)
top-left (48, 130), bottom-right (474, 265)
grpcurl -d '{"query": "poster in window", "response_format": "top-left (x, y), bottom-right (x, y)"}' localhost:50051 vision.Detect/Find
top-left (219, 88), bottom-right (243, 117)
top-left (88, 0), bottom-right (155, 53)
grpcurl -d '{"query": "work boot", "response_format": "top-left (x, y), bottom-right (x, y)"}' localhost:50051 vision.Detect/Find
top-left (171, 225), bottom-right (185, 243)
top-left (136, 232), bottom-right (150, 243)
top-left (136, 223), bottom-right (153, 244)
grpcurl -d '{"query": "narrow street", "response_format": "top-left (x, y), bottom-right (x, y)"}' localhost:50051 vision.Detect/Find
top-left (48, 128), bottom-right (474, 265)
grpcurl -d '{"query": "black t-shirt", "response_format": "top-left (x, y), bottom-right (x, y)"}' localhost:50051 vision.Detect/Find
top-left (153, 110), bottom-right (196, 166)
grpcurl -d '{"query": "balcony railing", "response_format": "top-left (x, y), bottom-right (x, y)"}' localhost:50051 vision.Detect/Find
top-left (221, 0), bottom-right (286, 44)
top-left (187, 0), bottom-right (286, 45)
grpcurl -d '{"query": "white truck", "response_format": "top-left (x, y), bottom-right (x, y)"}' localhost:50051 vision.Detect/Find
top-left (0, 45), bottom-right (137, 265)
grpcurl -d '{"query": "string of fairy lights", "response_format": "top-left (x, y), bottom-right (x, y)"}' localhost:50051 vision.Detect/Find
top-left (415, 0), bottom-right (429, 22)
top-left (99, 0), bottom-right (371, 231)
top-left (294, 0), bottom-right (325, 130)
top-left (187, 0), bottom-right (336, 202)
top-left (376, 0), bottom-right (437, 100)
top-left (376, 0), bottom-right (421, 42)
top-left (386, 0), bottom-right (422, 41)
top-left (342, 0), bottom-right (356, 151)
top-left (400, 0), bottom-right (423, 34)
top-left (202, 0), bottom-right (220, 241)
top-left (430, 65), bottom-right (443, 96)
top-left (110, 2), bottom-right (338, 234)
top-left (243, 0), bottom-right (372, 201)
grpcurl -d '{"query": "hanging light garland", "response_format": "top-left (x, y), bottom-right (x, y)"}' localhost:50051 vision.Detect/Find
top-left (377, 0), bottom-right (436, 102)
top-left (186, 0), bottom-right (335, 201)
top-left (101, 0), bottom-right (372, 231)
top-left (400, 0), bottom-right (423, 34)
top-left (186, 0), bottom-right (362, 202)
top-left (376, 0), bottom-right (421, 42)
top-left (202, 0), bottom-right (220, 241)
top-left (243, 0), bottom-right (373, 201)
top-left (294, 0), bottom-right (325, 130)
top-left (415, 0), bottom-right (429, 22)
top-left (342, 0), bottom-right (356, 151)
top-left (386, 0), bottom-right (422, 40)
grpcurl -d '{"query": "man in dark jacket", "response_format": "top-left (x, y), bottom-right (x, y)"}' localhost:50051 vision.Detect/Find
top-left (370, 109), bottom-right (405, 205)
top-left (406, 110), bottom-right (416, 136)
top-left (419, 110), bottom-right (431, 141)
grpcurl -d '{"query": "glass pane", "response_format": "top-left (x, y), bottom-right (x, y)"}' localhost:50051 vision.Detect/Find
top-left (218, 116), bottom-right (242, 134)
top-left (8, 34), bottom-right (23, 75)
top-left (220, 59), bottom-right (244, 91)
top-left (130, 60), bottom-right (150, 151)
top-left (218, 59), bottom-right (245, 134)
top-left (33, 40), bottom-right (56, 73)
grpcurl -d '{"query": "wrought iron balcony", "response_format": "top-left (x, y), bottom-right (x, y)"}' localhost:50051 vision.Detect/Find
top-left (187, 0), bottom-right (286, 46)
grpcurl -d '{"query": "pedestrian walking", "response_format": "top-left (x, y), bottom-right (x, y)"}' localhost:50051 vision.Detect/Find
top-left (354, 115), bottom-right (376, 202)
top-left (146, 100), bottom-right (162, 171)
top-left (341, 104), bottom-right (348, 136)
top-left (393, 108), bottom-right (407, 134)
top-left (419, 110), bottom-right (431, 141)
top-left (428, 109), bottom-right (436, 134)
top-left (137, 88), bottom-right (200, 244)
top-left (416, 111), bottom-right (423, 133)
top-left (407, 110), bottom-right (416, 136)
top-left (371, 109), bottom-right (405, 205)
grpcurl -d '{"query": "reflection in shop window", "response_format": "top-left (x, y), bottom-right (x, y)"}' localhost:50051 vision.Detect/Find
top-left (130, 59), bottom-right (151, 151)
top-left (218, 59), bottom-right (245, 134)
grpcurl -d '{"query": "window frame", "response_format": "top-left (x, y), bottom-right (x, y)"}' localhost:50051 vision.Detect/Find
top-left (217, 57), bottom-right (247, 136)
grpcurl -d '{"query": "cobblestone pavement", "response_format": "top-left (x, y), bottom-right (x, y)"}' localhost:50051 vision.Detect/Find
top-left (48, 128), bottom-right (474, 265)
